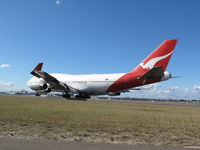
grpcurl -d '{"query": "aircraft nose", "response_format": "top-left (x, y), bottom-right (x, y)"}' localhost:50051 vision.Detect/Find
top-left (27, 78), bottom-right (33, 87)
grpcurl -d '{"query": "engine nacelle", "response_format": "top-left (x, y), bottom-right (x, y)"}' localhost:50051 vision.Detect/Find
top-left (161, 72), bottom-right (171, 81)
top-left (107, 92), bottom-right (120, 96)
top-left (29, 83), bottom-right (48, 91)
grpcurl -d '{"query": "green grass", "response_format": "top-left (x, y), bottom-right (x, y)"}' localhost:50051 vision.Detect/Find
top-left (0, 95), bottom-right (200, 145)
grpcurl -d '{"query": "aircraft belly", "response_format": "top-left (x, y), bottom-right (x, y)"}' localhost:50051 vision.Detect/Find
top-left (67, 82), bottom-right (111, 93)
top-left (87, 81), bottom-right (112, 93)
top-left (67, 82), bottom-right (91, 92)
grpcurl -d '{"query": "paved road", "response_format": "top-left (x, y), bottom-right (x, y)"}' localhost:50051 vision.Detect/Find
top-left (0, 137), bottom-right (194, 150)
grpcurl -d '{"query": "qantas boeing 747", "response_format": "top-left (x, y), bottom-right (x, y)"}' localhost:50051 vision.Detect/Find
top-left (27, 39), bottom-right (178, 98)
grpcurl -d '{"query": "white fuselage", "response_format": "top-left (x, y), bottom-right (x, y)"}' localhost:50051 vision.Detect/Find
top-left (27, 73), bottom-right (125, 95)
top-left (27, 40), bottom-right (177, 97)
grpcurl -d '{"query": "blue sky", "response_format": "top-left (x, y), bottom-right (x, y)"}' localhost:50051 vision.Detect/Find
top-left (0, 0), bottom-right (200, 98)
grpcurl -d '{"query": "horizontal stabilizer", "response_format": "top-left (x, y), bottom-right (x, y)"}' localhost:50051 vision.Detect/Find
top-left (137, 67), bottom-right (164, 80)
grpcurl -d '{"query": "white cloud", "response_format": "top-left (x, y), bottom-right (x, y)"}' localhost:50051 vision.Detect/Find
top-left (0, 81), bottom-right (21, 92)
top-left (123, 84), bottom-right (200, 100)
top-left (193, 85), bottom-right (200, 90)
top-left (0, 81), bottom-right (14, 87)
top-left (55, 0), bottom-right (62, 5)
top-left (0, 64), bottom-right (11, 68)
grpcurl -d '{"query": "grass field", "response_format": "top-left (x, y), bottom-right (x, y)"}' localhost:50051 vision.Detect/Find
top-left (0, 96), bottom-right (200, 145)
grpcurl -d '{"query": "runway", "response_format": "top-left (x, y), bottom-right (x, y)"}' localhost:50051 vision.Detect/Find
top-left (15, 95), bottom-right (200, 108)
top-left (0, 137), bottom-right (191, 150)
top-left (91, 98), bottom-right (200, 107)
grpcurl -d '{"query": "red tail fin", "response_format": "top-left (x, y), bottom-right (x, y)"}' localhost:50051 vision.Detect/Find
top-left (132, 39), bottom-right (178, 73)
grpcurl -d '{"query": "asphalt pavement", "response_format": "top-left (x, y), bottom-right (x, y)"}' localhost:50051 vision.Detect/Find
top-left (0, 137), bottom-right (195, 150)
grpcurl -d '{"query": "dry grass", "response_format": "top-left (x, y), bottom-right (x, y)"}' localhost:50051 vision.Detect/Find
top-left (0, 95), bottom-right (200, 145)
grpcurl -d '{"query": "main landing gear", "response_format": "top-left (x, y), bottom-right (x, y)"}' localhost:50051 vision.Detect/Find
top-left (75, 94), bottom-right (90, 99)
top-left (35, 93), bottom-right (40, 96)
top-left (62, 93), bottom-right (71, 99)
top-left (62, 93), bottom-right (90, 99)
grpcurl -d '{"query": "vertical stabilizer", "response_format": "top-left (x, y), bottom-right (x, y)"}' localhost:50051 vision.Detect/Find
top-left (132, 39), bottom-right (178, 73)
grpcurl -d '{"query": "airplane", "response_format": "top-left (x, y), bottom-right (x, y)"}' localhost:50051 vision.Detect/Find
top-left (27, 39), bottom-right (178, 98)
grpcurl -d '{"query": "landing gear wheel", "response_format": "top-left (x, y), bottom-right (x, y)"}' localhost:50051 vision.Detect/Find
top-left (75, 94), bottom-right (90, 99)
top-left (63, 94), bottom-right (71, 99)
top-left (35, 93), bottom-right (40, 96)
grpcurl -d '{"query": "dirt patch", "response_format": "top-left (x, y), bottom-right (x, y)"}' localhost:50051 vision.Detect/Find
top-left (1, 123), bottom-right (200, 145)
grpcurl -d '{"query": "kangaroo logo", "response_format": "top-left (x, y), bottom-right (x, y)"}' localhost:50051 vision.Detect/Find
top-left (140, 51), bottom-right (173, 69)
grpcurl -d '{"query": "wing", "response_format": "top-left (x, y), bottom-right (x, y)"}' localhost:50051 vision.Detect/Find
top-left (31, 63), bottom-right (79, 93)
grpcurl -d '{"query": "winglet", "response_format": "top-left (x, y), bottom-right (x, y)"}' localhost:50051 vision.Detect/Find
top-left (31, 63), bottom-right (44, 78)
top-left (33, 63), bottom-right (43, 71)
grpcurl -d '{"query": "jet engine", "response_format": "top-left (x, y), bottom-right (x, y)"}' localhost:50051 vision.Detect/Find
top-left (161, 72), bottom-right (171, 81)
top-left (37, 88), bottom-right (52, 94)
top-left (29, 83), bottom-right (48, 91)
